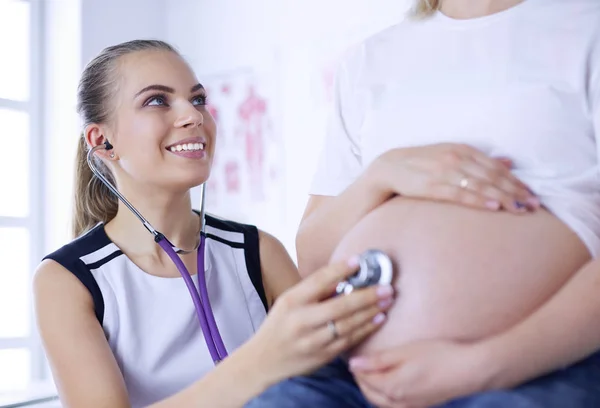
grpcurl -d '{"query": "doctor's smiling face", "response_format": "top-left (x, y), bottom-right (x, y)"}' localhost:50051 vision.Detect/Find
top-left (84, 46), bottom-right (217, 193)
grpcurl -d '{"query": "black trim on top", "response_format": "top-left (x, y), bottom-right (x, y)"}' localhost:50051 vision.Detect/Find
top-left (43, 214), bottom-right (270, 326)
top-left (42, 225), bottom-right (110, 324)
top-left (86, 250), bottom-right (124, 270)
top-left (242, 225), bottom-right (268, 313)
top-left (72, 259), bottom-right (106, 324)
top-left (202, 213), bottom-right (269, 312)
top-left (205, 233), bottom-right (245, 249)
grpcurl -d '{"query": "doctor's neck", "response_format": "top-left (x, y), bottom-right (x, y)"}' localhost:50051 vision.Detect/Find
top-left (105, 184), bottom-right (202, 258)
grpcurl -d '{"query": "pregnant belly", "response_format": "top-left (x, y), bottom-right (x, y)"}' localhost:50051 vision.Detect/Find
top-left (330, 197), bottom-right (591, 356)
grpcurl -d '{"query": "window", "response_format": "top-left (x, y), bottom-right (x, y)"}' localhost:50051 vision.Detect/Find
top-left (0, 0), bottom-right (45, 392)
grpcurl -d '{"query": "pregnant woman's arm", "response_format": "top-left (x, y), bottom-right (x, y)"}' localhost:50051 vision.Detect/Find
top-left (480, 258), bottom-right (600, 389)
top-left (476, 58), bottom-right (600, 392)
top-left (297, 143), bottom-right (537, 276)
top-left (348, 257), bottom-right (600, 408)
top-left (298, 51), bottom-right (536, 276)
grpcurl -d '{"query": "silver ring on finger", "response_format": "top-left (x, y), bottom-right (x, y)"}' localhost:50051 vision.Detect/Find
top-left (327, 320), bottom-right (339, 340)
top-left (459, 176), bottom-right (470, 189)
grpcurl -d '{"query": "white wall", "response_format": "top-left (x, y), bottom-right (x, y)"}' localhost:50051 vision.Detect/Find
top-left (80, 0), bottom-right (167, 66)
top-left (166, 0), bottom-right (411, 257)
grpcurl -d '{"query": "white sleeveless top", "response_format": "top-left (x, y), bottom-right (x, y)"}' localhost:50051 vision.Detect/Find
top-left (44, 214), bottom-right (268, 408)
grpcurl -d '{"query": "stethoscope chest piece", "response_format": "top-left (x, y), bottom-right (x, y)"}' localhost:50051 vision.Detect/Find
top-left (335, 249), bottom-right (394, 296)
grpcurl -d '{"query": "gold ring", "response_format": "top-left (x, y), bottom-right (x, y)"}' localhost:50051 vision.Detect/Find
top-left (327, 320), bottom-right (339, 340)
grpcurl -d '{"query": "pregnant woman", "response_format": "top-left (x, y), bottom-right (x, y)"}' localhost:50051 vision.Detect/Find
top-left (247, 0), bottom-right (600, 407)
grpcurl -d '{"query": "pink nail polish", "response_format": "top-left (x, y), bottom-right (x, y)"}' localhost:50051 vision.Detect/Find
top-left (349, 357), bottom-right (368, 370)
top-left (347, 256), bottom-right (360, 268)
top-left (377, 284), bottom-right (394, 298)
top-left (527, 197), bottom-right (540, 208)
top-left (373, 313), bottom-right (386, 324)
top-left (378, 298), bottom-right (393, 309)
top-left (497, 157), bottom-right (513, 167)
top-left (485, 201), bottom-right (500, 210)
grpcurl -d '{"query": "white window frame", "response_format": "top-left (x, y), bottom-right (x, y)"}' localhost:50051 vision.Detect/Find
top-left (0, 0), bottom-right (47, 384)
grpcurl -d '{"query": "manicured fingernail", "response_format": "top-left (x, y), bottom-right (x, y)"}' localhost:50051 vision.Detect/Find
top-left (514, 201), bottom-right (527, 211)
top-left (349, 357), bottom-right (368, 370)
top-left (347, 256), bottom-right (360, 268)
top-left (377, 284), bottom-right (394, 298)
top-left (485, 200), bottom-right (500, 210)
top-left (373, 313), bottom-right (386, 325)
top-left (378, 298), bottom-right (393, 309)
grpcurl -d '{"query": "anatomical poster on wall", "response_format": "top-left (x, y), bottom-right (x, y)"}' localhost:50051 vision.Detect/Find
top-left (194, 68), bottom-right (285, 233)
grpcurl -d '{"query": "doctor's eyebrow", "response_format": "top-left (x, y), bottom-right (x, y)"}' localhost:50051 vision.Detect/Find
top-left (190, 83), bottom-right (205, 93)
top-left (135, 83), bottom-right (205, 98)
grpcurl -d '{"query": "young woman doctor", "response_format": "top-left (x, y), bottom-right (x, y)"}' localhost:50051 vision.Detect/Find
top-left (33, 40), bottom-right (395, 408)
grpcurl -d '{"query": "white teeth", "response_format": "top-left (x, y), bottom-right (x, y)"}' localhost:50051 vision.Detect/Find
top-left (169, 142), bottom-right (205, 152)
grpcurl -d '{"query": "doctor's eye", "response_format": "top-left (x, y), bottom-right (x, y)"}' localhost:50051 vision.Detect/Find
top-left (144, 94), bottom-right (169, 107)
top-left (191, 94), bottom-right (208, 106)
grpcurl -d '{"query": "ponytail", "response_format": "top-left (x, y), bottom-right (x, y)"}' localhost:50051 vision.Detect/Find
top-left (72, 40), bottom-right (178, 238)
top-left (71, 136), bottom-right (117, 238)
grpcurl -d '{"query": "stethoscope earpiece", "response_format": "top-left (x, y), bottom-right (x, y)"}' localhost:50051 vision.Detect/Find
top-left (104, 140), bottom-right (114, 150)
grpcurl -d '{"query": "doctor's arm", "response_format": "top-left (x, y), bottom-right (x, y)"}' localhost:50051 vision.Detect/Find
top-left (33, 259), bottom-right (285, 408)
top-left (34, 241), bottom-right (390, 407)
top-left (34, 259), bottom-right (265, 408)
top-left (34, 260), bottom-right (133, 408)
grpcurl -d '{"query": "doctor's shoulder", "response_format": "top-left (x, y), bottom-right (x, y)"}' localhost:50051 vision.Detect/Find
top-left (33, 225), bottom-right (106, 328)
top-left (34, 232), bottom-right (98, 313)
top-left (33, 253), bottom-right (130, 407)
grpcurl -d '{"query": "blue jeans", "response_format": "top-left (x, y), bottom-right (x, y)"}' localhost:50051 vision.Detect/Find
top-left (245, 352), bottom-right (600, 407)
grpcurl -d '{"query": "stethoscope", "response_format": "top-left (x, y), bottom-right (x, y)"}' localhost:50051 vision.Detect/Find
top-left (87, 141), bottom-right (228, 364)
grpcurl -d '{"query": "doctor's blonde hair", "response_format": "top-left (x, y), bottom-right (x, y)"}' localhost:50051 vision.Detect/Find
top-left (411, 0), bottom-right (441, 18)
top-left (73, 39), bottom-right (178, 238)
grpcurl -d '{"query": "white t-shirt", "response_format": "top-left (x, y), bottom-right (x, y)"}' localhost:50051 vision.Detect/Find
top-left (310, 0), bottom-right (600, 256)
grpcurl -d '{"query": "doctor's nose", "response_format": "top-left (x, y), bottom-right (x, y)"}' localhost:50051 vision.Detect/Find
top-left (174, 109), bottom-right (204, 129)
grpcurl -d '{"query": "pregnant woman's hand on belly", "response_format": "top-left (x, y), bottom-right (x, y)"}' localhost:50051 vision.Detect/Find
top-left (245, 257), bottom-right (395, 383)
top-left (369, 143), bottom-right (540, 214)
top-left (348, 339), bottom-right (490, 408)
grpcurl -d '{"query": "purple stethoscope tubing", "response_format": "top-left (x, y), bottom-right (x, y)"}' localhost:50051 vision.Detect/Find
top-left (87, 142), bottom-right (228, 364)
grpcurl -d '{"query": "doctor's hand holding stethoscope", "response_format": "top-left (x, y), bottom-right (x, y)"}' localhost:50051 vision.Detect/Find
top-left (208, 256), bottom-right (394, 394)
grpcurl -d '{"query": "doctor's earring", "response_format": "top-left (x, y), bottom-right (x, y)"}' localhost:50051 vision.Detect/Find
top-left (109, 152), bottom-right (115, 159)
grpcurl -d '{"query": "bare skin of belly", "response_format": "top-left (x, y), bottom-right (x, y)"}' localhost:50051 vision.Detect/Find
top-left (330, 196), bottom-right (591, 357)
